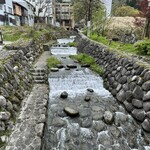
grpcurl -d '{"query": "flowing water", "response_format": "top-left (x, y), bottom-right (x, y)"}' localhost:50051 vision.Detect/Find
top-left (42, 37), bottom-right (150, 150)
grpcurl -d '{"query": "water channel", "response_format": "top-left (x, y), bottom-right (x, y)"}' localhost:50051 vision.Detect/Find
top-left (42, 37), bottom-right (150, 150)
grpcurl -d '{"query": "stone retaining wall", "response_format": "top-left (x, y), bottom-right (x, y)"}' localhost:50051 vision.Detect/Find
top-left (0, 40), bottom-right (43, 146)
top-left (77, 34), bottom-right (150, 133)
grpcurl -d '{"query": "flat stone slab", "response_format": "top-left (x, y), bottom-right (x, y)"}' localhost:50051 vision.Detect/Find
top-left (6, 84), bottom-right (48, 150)
top-left (64, 107), bottom-right (79, 117)
top-left (51, 68), bottom-right (59, 72)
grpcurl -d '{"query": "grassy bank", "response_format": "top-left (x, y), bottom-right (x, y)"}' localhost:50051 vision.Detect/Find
top-left (70, 53), bottom-right (104, 76)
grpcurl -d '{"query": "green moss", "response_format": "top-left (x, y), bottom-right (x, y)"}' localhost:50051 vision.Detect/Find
top-left (70, 53), bottom-right (104, 76)
top-left (47, 57), bottom-right (61, 69)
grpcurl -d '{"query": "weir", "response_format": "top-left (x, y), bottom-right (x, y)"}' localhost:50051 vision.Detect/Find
top-left (42, 37), bottom-right (150, 150)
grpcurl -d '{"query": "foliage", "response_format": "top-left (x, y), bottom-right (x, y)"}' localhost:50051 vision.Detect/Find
top-left (70, 54), bottom-right (104, 76)
top-left (73, 0), bottom-right (102, 24)
top-left (90, 32), bottom-right (137, 54)
top-left (67, 42), bottom-right (78, 47)
top-left (47, 57), bottom-right (61, 69)
top-left (135, 39), bottom-right (150, 55)
top-left (114, 6), bottom-right (139, 17)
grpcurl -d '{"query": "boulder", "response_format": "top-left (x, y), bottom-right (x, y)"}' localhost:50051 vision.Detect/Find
top-left (0, 112), bottom-right (11, 121)
top-left (143, 91), bottom-right (150, 101)
top-left (142, 81), bottom-right (150, 91)
top-left (133, 86), bottom-right (143, 100)
top-left (132, 99), bottom-right (143, 109)
top-left (143, 102), bottom-right (150, 112)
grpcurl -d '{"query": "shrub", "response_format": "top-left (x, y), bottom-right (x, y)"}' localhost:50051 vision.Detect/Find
top-left (114, 6), bottom-right (139, 17)
top-left (135, 40), bottom-right (150, 55)
top-left (68, 42), bottom-right (78, 47)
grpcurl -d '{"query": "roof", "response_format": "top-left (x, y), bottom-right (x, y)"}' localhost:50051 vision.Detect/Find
top-left (13, 0), bottom-right (28, 9)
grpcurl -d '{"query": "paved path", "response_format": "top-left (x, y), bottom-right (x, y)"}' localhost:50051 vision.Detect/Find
top-left (6, 51), bottom-right (49, 150)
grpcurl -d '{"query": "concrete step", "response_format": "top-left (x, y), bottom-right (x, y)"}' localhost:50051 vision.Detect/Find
top-left (33, 76), bottom-right (45, 80)
top-left (34, 80), bottom-right (46, 84)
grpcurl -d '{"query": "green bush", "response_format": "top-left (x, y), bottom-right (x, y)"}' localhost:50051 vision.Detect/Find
top-left (114, 6), bottom-right (139, 17)
top-left (47, 57), bottom-right (61, 69)
top-left (135, 40), bottom-right (150, 55)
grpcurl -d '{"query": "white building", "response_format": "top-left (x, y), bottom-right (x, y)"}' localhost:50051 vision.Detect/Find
top-left (26, 0), bottom-right (56, 25)
top-left (0, 0), bottom-right (15, 26)
top-left (103, 0), bottom-right (112, 17)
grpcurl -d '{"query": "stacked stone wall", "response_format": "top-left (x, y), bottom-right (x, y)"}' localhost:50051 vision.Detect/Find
top-left (77, 34), bottom-right (150, 133)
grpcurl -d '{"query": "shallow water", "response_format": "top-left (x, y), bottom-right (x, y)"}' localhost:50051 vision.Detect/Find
top-left (42, 38), bottom-right (150, 150)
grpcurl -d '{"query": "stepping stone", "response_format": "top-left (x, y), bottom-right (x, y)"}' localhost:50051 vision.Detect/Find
top-left (65, 67), bottom-right (70, 70)
top-left (57, 64), bottom-right (64, 69)
top-left (60, 91), bottom-right (68, 99)
top-left (64, 107), bottom-right (79, 117)
top-left (50, 68), bottom-right (59, 72)
top-left (84, 96), bottom-right (91, 102)
top-left (74, 60), bottom-right (79, 63)
top-left (87, 88), bottom-right (94, 93)
top-left (81, 64), bottom-right (90, 68)
top-left (61, 56), bottom-right (66, 59)
top-left (67, 64), bottom-right (77, 69)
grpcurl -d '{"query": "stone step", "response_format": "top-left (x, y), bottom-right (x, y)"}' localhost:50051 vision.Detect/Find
top-left (30, 69), bottom-right (46, 73)
top-left (33, 76), bottom-right (46, 80)
top-left (31, 72), bottom-right (45, 76)
top-left (34, 80), bottom-right (46, 84)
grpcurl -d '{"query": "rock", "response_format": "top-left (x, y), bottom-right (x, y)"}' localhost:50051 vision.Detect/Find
top-left (81, 118), bottom-right (92, 128)
top-left (132, 109), bottom-right (145, 122)
top-left (50, 68), bottom-right (59, 72)
top-left (67, 64), bottom-right (77, 68)
top-left (84, 96), bottom-right (91, 102)
top-left (79, 108), bottom-right (91, 118)
top-left (13, 66), bottom-right (19, 72)
top-left (143, 91), bottom-right (150, 101)
top-left (133, 86), bottom-right (143, 100)
top-left (0, 112), bottom-right (11, 121)
top-left (64, 107), bottom-right (79, 117)
top-left (93, 120), bottom-right (106, 132)
top-left (6, 101), bottom-right (13, 111)
top-left (57, 64), bottom-right (64, 69)
top-left (103, 111), bottom-right (114, 124)
top-left (0, 121), bottom-right (5, 131)
top-left (116, 90), bottom-right (126, 103)
top-left (52, 117), bottom-right (66, 127)
top-left (135, 66), bottom-right (144, 75)
top-left (125, 91), bottom-right (133, 103)
top-left (81, 64), bottom-right (90, 68)
top-left (143, 102), bottom-right (150, 112)
top-left (119, 76), bottom-right (127, 84)
top-left (132, 99), bottom-right (143, 109)
top-left (60, 91), bottom-right (68, 99)
top-left (109, 126), bottom-right (121, 138)
top-left (144, 71), bottom-right (150, 81)
top-left (65, 67), bottom-right (70, 70)
top-left (97, 131), bottom-right (114, 147)
top-left (142, 119), bottom-right (150, 133)
top-left (142, 81), bottom-right (150, 91)
top-left (35, 123), bottom-right (44, 137)
top-left (0, 96), bottom-right (6, 108)
top-left (87, 88), bottom-right (94, 93)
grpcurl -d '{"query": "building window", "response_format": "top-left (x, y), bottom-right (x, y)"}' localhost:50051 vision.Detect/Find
top-left (0, 4), bottom-right (3, 10)
top-left (8, 7), bottom-right (12, 14)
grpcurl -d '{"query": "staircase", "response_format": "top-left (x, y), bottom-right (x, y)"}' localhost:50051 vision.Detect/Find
top-left (31, 68), bottom-right (47, 84)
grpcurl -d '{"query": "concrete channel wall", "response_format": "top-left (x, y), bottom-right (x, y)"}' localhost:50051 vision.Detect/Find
top-left (77, 34), bottom-right (150, 133)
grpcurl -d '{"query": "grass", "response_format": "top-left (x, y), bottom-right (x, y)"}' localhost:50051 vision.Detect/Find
top-left (67, 42), bottom-right (78, 47)
top-left (90, 33), bottom-right (136, 54)
top-left (70, 53), bottom-right (104, 76)
top-left (47, 57), bottom-right (61, 69)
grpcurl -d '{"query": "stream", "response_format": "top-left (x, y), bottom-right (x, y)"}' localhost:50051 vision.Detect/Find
top-left (42, 37), bottom-right (150, 150)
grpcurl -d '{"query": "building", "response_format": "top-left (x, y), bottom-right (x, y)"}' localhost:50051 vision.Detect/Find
top-left (0, 0), bottom-right (15, 26)
top-left (55, 0), bottom-right (74, 30)
top-left (26, 0), bottom-right (56, 25)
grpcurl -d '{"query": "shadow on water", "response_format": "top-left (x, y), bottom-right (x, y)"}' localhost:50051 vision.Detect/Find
top-left (42, 36), bottom-right (150, 150)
